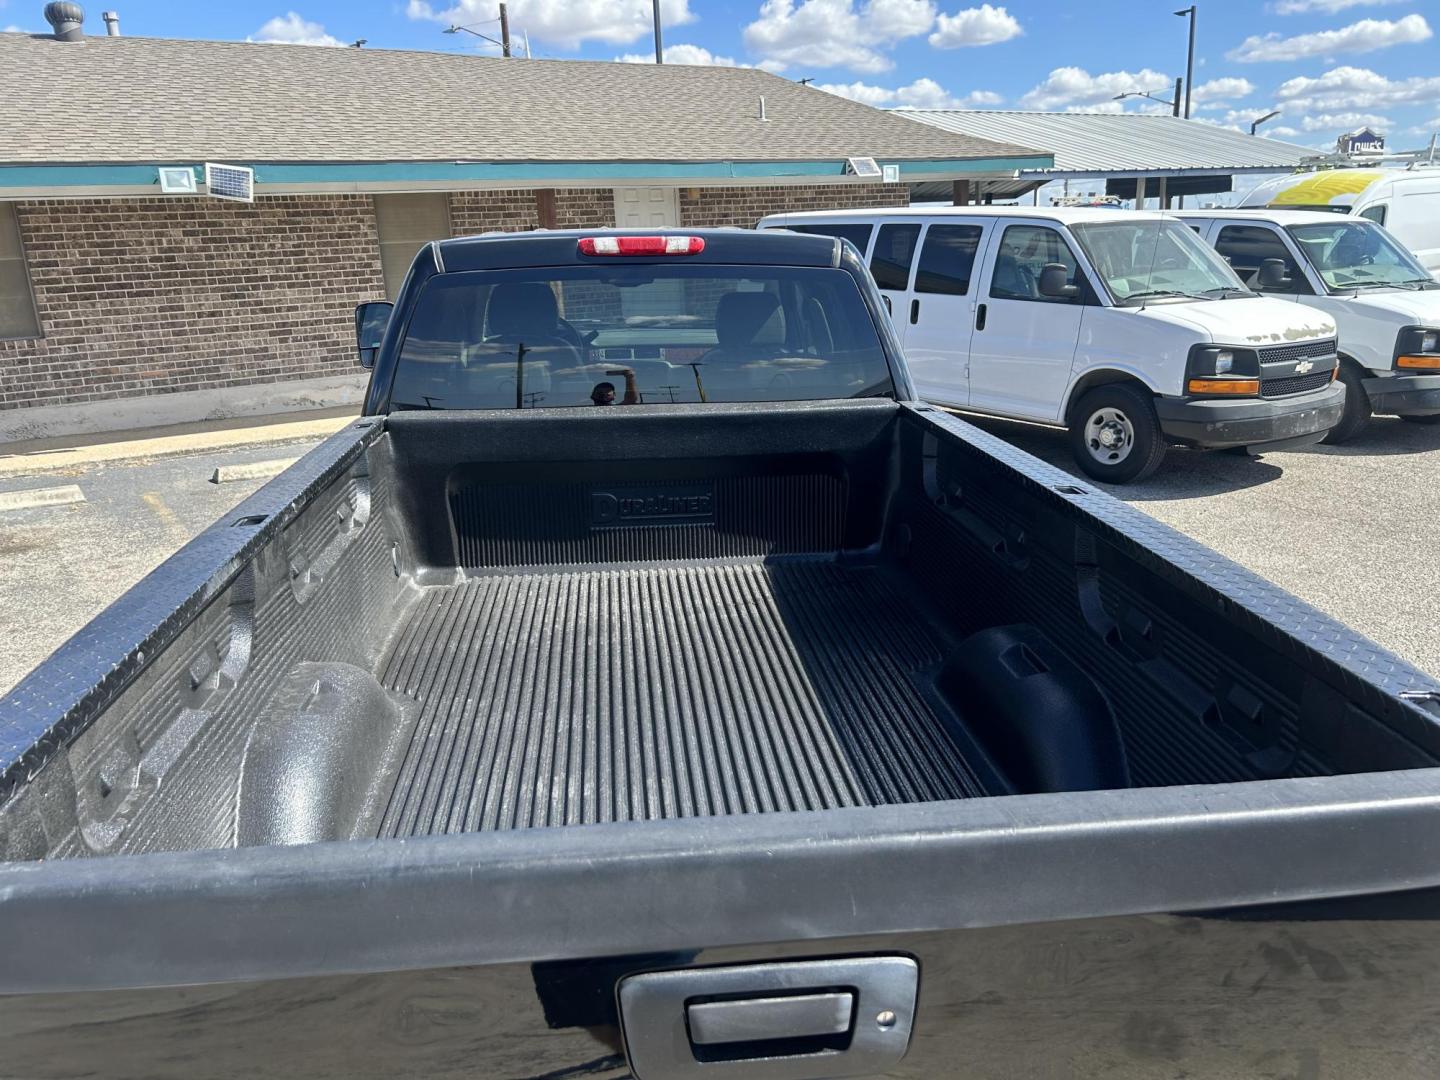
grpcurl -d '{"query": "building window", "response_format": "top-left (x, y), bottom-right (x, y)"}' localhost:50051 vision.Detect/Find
top-left (0, 203), bottom-right (41, 340)
top-left (375, 194), bottom-right (451, 301)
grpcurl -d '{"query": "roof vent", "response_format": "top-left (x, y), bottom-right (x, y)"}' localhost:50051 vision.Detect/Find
top-left (44, 1), bottom-right (85, 40)
top-left (102, 10), bottom-right (119, 35)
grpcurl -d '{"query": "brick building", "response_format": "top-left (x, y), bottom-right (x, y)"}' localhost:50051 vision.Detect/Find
top-left (0, 21), bottom-right (1048, 439)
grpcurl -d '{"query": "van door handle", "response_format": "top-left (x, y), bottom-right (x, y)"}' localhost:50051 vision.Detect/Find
top-left (619, 956), bottom-right (919, 1080)
top-left (975, 303), bottom-right (987, 331)
top-left (909, 298), bottom-right (920, 324)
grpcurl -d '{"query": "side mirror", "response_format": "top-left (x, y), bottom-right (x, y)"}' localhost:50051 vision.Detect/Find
top-left (354, 300), bottom-right (393, 370)
top-left (1257, 258), bottom-right (1292, 290)
top-left (882, 294), bottom-right (893, 316)
top-left (1039, 263), bottom-right (1079, 299)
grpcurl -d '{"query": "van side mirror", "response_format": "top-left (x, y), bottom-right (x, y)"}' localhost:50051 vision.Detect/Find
top-left (354, 301), bottom-right (393, 370)
top-left (1039, 263), bottom-right (1079, 299)
top-left (1257, 258), bottom-right (1292, 290)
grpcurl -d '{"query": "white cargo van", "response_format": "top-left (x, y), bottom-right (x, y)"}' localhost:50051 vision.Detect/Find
top-left (758, 207), bottom-right (1342, 483)
top-left (1179, 209), bottom-right (1440, 442)
top-left (1239, 168), bottom-right (1440, 277)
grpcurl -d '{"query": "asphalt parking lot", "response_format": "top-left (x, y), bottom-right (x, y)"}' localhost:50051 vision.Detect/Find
top-left (0, 415), bottom-right (1436, 697)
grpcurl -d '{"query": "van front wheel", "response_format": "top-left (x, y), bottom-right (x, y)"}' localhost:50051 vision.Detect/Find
top-left (1321, 361), bottom-right (1371, 444)
top-left (1068, 384), bottom-right (1166, 484)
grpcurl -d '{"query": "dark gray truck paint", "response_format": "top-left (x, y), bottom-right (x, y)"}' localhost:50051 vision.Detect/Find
top-left (2, 229), bottom-right (1440, 1078)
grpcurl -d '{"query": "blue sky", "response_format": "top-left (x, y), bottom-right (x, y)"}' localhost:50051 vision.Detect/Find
top-left (3, 0), bottom-right (1437, 150)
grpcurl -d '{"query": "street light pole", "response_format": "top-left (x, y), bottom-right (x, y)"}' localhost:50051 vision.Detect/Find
top-left (653, 0), bottom-right (663, 63)
top-left (1174, 5), bottom-right (1196, 119)
top-left (1250, 110), bottom-right (1280, 136)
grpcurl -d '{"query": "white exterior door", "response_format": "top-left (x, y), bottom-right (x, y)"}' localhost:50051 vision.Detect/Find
top-left (613, 187), bottom-right (681, 228)
top-left (903, 219), bottom-right (992, 408)
top-left (968, 221), bottom-right (1086, 421)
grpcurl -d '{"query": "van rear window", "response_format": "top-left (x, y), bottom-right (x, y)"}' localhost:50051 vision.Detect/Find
top-left (785, 222), bottom-right (874, 252)
top-left (388, 265), bottom-right (895, 410)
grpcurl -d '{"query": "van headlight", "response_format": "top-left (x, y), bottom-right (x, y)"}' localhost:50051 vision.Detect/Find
top-left (1395, 328), bottom-right (1440, 369)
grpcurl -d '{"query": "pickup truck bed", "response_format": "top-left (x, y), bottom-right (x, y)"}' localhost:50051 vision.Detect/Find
top-left (5, 231), bottom-right (1440, 1077)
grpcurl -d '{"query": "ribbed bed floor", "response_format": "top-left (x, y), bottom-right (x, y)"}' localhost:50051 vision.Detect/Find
top-left (375, 559), bottom-right (984, 836)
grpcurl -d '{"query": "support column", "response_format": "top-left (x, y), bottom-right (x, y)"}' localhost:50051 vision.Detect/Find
top-left (1134, 176), bottom-right (1146, 210)
top-left (535, 189), bottom-right (557, 229)
top-left (952, 180), bottom-right (973, 206)
top-left (1157, 176), bottom-right (1169, 209)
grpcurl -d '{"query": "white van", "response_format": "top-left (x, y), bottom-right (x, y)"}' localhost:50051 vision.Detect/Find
top-left (758, 207), bottom-right (1342, 483)
top-left (1178, 209), bottom-right (1440, 442)
top-left (1239, 168), bottom-right (1440, 277)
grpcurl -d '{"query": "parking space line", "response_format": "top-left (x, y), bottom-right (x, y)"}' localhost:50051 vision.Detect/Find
top-left (0, 485), bottom-right (86, 513)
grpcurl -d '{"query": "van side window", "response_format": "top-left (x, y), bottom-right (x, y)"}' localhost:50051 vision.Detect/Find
top-left (870, 224), bottom-right (920, 291)
top-left (915, 225), bottom-right (984, 296)
top-left (1359, 205), bottom-right (1387, 226)
top-left (988, 224), bottom-right (1083, 303)
top-left (788, 223), bottom-right (875, 252)
top-left (1213, 225), bottom-right (1312, 294)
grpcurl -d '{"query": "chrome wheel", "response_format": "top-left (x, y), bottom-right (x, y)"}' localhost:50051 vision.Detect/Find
top-left (1084, 407), bottom-right (1135, 465)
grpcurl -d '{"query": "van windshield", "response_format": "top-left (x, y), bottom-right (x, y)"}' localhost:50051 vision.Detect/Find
top-left (388, 265), bottom-right (895, 410)
top-left (1071, 219), bottom-right (1250, 304)
top-left (1287, 220), bottom-right (1436, 292)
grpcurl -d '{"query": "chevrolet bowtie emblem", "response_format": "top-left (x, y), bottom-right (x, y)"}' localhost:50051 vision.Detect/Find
top-left (1294, 360), bottom-right (1315, 374)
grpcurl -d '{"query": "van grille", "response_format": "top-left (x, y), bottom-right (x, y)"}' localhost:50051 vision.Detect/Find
top-left (1257, 339), bottom-right (1335, 365)
top-left (1261, 371), bottom-right (1334, 398)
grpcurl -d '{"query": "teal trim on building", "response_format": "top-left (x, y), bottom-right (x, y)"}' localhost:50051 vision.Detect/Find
top-left (0, 155), bottom-right (1054, 191)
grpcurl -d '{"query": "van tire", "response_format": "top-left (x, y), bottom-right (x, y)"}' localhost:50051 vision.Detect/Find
top-left (1321, 361), bottom-right (1371, 444)
top-left (1068, 384), bottom-right (1167, 484)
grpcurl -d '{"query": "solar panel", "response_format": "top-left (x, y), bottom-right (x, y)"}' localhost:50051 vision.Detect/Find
top-left (846, 157), bottom-right (882, 179)
top-left (204, 163), bottom-right (255, 203)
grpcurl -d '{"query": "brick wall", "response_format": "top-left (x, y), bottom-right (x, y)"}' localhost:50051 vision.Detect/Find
top-left (447, 188), bottom-right (614, 236)
top-left (678, 183), bottom-right (909, 229)
top-left (0, 195), bottom-right (385, 412)
top-left (0, 183), bottom-right (895, 413)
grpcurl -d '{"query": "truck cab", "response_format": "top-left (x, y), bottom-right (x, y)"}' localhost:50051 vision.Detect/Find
top-left (1178, 208), bottom-right (1440, 441)
top-left (759, 206), bottom-right (1343, 483)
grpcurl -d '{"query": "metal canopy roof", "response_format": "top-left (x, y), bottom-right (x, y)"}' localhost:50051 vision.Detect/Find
top-left (898, 111), bottom-right (1314, 180)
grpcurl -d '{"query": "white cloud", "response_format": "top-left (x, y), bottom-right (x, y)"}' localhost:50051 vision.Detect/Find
top-left (249, 11), bottom-right (343, 46)
top-left (818, 78), bottom-right (1001, 108)
top-left (1266, 125), bottom-right (1301, 136)
top-left (617, 43), bottom-right (737, 64)
top-left (1018, 66), bottom-right (1174, 110)
top-left (1275, 65), bottom-right (1440, 113)
top-left (1228, 14), bottom-right (1431, 62)
top-left (1, 25), bottom-right (26, 32)
top-left (1271, 0), bottom-right (1399, 13)
top-left (1191, 77), bottom-right (1255, 103)
top-left (409, 0), bottom-right (695, 50)
top-left (742, 0), bottom-right (936, 73)
top-left (1298, 110), bottom-right (1391, 130)
top-left (928, 4), bottom-right (1021, 48)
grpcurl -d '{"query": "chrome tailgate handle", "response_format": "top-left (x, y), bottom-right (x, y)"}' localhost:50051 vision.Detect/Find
top-left (618, 956), bottom-right (918, 1080)
top-left (688, 992), bottom-right (854, 1045)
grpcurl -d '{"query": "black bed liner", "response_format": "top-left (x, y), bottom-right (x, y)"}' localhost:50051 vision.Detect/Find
top-left (377, 558), bottom-right (984, 836)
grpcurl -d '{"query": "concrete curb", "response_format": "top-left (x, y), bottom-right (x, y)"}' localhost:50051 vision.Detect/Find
top-left (210, 458), bottom-right (297, 484)
top-left (0, 416), bottom-right (353, 479)
top-left (0, 485), bottom-right (86, 512)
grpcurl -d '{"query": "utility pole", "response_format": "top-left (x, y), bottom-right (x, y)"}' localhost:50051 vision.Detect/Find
top-left (499, 3), bottom-right (511, 56)
top-left (1171, 77), bottom-right (1182, 117)
top-left (653, 0), bottom-right (664, 62)
top-left (1174, 6), bottom-right (1196, 119)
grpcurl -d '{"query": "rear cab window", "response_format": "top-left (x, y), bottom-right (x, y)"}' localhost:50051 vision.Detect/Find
top-left (388, 264), bottom-right (895, 411)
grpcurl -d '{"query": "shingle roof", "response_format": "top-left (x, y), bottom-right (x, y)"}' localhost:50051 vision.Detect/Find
top-left (899, 111), bottom-right (1315, 175)
top-left (0, 32), bottom-right (1045, 166)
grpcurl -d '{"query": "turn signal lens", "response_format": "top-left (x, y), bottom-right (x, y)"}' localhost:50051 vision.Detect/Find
top-left (1188, 377), bottom-right (1261, 395)
top-left (1397, 354), bottom-right (1440, 370)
